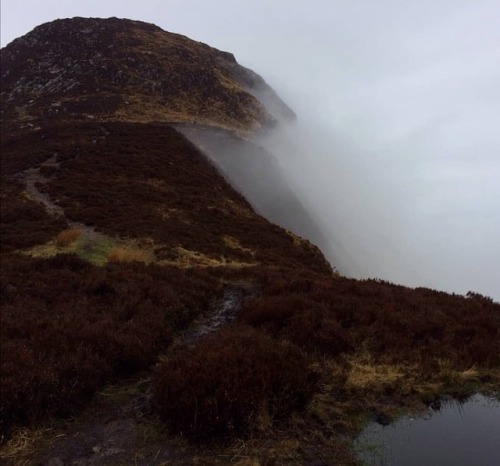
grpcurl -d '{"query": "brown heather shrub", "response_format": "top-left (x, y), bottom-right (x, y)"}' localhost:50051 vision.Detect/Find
top-left (238, 267), bottom-right (500, 368)
top-left (55, 228), bottom-right (82, 247)
top-left (241, 295), bottom-right (352, 355)
top-left (0, 253), bottom-right (219, 437)
top-left (287, 308), bottom-right (353, 355)
top-left (0, 180), bottom-right (67, 253)
top-left (153, 325), bottom-right (316, 441)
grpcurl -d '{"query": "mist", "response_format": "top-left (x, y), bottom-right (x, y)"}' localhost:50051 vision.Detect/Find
top-left (1, 0), bottom-right (499, 300)
top-left (247, 1), bottom-right (500, 300)
top-left (257, 102), bottom-right (499, 299)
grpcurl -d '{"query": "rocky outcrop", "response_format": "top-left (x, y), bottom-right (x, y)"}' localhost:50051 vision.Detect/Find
top-left (1, 17), bottom-right (294, 137)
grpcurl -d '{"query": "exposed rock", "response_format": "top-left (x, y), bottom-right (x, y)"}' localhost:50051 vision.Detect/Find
top-left (1, 17), bottom-right (293, 137)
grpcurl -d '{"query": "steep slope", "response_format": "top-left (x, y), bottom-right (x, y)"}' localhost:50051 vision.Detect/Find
top-left (1, 17), bottom-right (337, 275)
top-left (1, 17), bottom-right (499, 466)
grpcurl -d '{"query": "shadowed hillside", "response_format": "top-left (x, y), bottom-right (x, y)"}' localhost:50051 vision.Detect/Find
top-left (1, 18), bottom-right (499, 466)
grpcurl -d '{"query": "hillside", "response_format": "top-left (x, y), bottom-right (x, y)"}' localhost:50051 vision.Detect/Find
top-left (1, 18), bottom-right (499, 465)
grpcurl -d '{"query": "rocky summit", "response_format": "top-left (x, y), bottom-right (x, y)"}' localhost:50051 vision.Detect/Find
top-left (1, 17), bottom-right (499, 466)
top-left (1, 17), bottom-right (294, 137)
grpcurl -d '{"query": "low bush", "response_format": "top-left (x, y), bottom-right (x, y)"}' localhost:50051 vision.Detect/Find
top-left (238, 267), bottom-right (500, 367)
top-left (241, 295), bottom-right (352, 356)
top-left (153, 325), bottom-right (315, 441)
top-left (0, 180), bottom-right (67, 253)
top-left (0, 253), bottom-right (219, 436)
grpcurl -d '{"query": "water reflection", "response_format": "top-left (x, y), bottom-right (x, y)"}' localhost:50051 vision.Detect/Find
top-left (356, 395), bottom-right (500, 465)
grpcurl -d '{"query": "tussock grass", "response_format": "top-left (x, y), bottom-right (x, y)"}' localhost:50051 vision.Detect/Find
top-left (55, 228), bottom-right (82, 247)
top-left (24, 232), bottom-right (157, 266)
top-left (222, 235), bottom-right (255, 256)
top-left (107, 245), bottom-right (153, 263)
top-left (345, 353), bottom-right (411, 395)
top-left (159, 246), bottom-right (257, 269)
top-left (23, 231), bottom-right (116, 266)
top-left (0, 427), bottom-right (56, 464)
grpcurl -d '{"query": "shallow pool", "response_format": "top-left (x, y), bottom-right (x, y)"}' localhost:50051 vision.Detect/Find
top-left (356, 395), bottom-right (500, 465)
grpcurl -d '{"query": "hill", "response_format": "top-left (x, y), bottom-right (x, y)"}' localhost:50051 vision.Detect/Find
top-left (1, 18), bottom-right (499, 465)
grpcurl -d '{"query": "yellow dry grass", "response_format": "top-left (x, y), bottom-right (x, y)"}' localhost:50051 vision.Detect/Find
top-left (110, 94), bottom-right (255, 137)
top-left (222, 236), bottom-right (255, 256)
top-left (285, 230), bottom-right (307, 248)
top-left (55, 228), bottom-right (83, 247)
top-left (0, 428), bottom-right (64, 465)
top-left (436, 359), bottom-right (481, 383)
top-left (224, 199), bottom-right (254, 218)
top-left (159, 247), bottom-right (257, 269)
top-left (233, 459), bottom-right (261, 466)
top-left (22, 233), bottom-right (157, 266)
top-left (25, 239), bottom-right (79, 259)
top-left (106, 245), bottom-right (154, 264)
top-left (345, 353), bottom-right (412, 394)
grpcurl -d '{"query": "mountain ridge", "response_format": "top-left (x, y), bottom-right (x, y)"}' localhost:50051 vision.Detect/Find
top-left (1, 17), bottom-right (294, 138)
top-left (1, 17), bottom-right (499, 466)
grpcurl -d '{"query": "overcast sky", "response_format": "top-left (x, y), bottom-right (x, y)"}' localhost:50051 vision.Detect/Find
top-left (2, 1), bottom-right (499, 300)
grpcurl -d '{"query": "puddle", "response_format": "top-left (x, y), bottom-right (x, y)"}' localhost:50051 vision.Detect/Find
top-left (356, 395), bottom-right (500, 465)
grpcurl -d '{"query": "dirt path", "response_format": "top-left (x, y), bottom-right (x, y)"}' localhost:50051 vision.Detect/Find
top-left (23, 155), bottom-right (66, 218)
top-left (19, 154), bottom-right (104, 250)
top-left (176, 286), bottom-right (247, 348)
top-left (23, 285), bottom-right (251, 466)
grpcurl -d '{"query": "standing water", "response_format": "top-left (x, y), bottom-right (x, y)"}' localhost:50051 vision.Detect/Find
top-left (356, 395), bottom-right (500, 465)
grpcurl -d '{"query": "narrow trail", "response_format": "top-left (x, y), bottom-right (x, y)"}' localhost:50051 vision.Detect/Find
top-left (18, 154), bottom-right (102, 246)
top-left (31, 285), bottom-right (253, 466)
top-left (174, 285), bottom-right (247, 348)
top-left (7, 147), bottom-right (257, 465)
top-left (23, 155), bottom-right (66, 218)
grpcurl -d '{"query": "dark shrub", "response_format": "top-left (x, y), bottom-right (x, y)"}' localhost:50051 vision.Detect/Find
top-left (153, 325), bottom-right (315, 441)
top-left (0, 254), bottom-right (218, 436)
top-left (287, 309), bottom-right (353, 355)
top-left (240, 292), bottom-right (352, 356)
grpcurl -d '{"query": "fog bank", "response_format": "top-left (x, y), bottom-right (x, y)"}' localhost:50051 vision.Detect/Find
top-left (178, 0), bottom-right (500, 301)
top-left (258, 103), bottom-right (500, 300)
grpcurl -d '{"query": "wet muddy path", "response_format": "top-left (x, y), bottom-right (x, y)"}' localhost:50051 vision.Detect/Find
top-left (28, 285), bottom-right (252, 466)
top-left (176, 285), bottom-right (247, 347)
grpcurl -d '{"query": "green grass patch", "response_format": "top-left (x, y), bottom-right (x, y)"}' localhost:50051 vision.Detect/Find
top-left (74, 234), bottom-right (116, 265)
top-left (23, 231), bottom-right (117, 266)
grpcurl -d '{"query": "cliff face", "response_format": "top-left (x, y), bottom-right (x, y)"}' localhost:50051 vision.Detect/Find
top-left (1, 17), bottom-right (293, 137)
